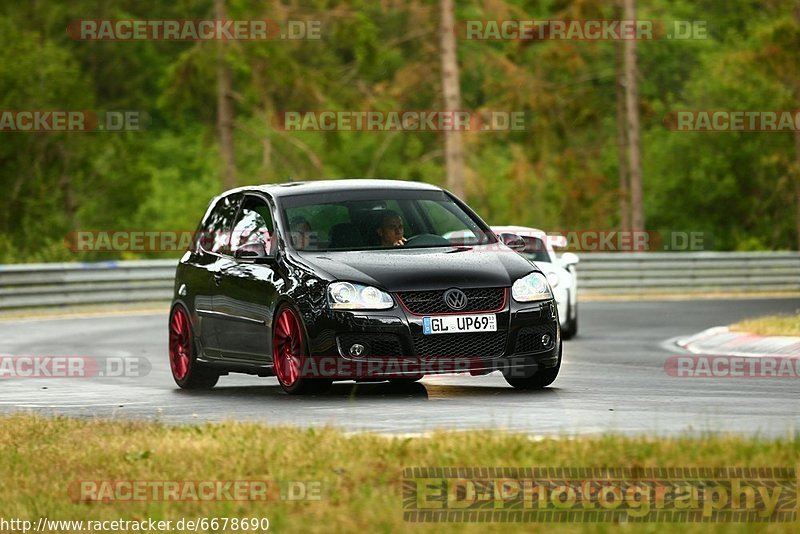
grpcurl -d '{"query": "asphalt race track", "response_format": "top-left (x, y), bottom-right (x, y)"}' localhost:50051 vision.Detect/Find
top-left (1, 298), bottom-right (798, 437)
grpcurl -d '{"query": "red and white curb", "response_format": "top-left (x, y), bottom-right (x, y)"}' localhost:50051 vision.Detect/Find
top-left (677, 327), bottom-right (800, 358)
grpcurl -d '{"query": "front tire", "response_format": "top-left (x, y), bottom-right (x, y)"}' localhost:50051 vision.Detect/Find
top-left (272, 305), bottom-right (332, 395)
top-left (503, 342), bottom-right (562, 390)
top-left (169, 304), bottom-right (219, 389)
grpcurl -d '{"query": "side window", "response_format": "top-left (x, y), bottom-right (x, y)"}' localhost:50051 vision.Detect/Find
top-left (417, 199), bottom-right (486, 244)
top-left (230, 195), bottom-right (275, 255)
top-left (419, 200), bottom-right (470, 234)
top-left (198, 194), bottom-right (240, 254)
top-left (285, 204), bottom-right (350, 250)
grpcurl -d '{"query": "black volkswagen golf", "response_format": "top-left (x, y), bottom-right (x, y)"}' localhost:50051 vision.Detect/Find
top-left (169, 179), bottom-right (561, 394)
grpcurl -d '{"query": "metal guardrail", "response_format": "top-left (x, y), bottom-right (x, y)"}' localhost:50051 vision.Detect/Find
top-left (577, 252), bottom-right (800, 294)
top-left (0, 260), bottom-right (177, 310)
top-left (0, 252), bottom-right (798, 310)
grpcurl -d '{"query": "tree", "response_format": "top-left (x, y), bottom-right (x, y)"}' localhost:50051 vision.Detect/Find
top-left (615, 8), bottom-right (630, 230)
top-left (792, 4), bottom-right (800, 251)
top-left (749, 1), bottom-right (800, 249)
top-left (624, 0), bottom-right (645, 232)
top-left (215, 0), bottom-right (236, 190)
top-left (439, 0), bottom-right (465, 198)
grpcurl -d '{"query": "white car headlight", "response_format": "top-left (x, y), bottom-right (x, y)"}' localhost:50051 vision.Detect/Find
top-left (327, 282), bottom-right (394, 310)
top-left (512, 272), bottom-right (553, 302)
top-left (545, 271), bottom-right (560, 288)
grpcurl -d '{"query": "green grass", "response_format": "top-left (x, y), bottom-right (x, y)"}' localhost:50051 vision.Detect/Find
top-left (0, 414), bottom-right (798, 533)
top-left (730, 313), bottom-right (800, 337)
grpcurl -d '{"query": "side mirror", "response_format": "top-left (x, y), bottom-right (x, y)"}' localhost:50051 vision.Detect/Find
top-left (560, 252), bottom-right (579, 267)
top-left (234, 242), bottom-right (271, 262)
top-left (499, 232), bottom-right (526, 252)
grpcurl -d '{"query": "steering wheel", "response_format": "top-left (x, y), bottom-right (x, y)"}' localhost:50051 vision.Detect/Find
top-left (404, 234), bottom-right (450, 247)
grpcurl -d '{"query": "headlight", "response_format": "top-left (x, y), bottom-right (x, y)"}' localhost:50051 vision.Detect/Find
top-left (512, 272), bottom-right (553, 302)
top-left (327, 282), bottom-right (394, 310)
top-left (545, 272), bottom-right (560, 288)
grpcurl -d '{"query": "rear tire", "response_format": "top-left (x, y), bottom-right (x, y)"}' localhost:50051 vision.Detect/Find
top-left (562, 307), bottom-right (578, 340)
top-left (504, 342), bottom-right (562, 390)
top-left (169, 304), bottom-right (219, 389)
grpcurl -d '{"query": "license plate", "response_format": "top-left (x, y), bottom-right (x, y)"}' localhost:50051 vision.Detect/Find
top-left (422, 314), bottom-right (497, 335)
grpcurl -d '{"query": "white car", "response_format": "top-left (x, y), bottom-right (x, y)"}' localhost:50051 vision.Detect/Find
top-left (491, 226), bottom-right (580, 339)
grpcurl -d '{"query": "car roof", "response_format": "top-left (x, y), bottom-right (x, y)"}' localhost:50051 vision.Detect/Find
top-left (491, 225), bottom-right (548, 238)
top-left (223, 179), bottom-right (444, 199)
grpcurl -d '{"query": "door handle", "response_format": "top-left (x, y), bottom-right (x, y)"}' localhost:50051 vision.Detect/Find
top-left (213, 273), bottom-right (222, 286)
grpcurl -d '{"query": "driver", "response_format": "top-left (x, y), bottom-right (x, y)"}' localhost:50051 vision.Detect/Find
top-left (376, 210), bottom-right (407, 247)
top-left (289, 216), bottom-right (314, 249)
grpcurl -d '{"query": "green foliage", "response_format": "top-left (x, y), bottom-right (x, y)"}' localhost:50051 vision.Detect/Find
top-left (0, 0), bottom-right (798, 263)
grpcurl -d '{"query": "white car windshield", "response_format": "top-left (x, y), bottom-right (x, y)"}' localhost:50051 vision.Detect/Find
top-left (519, 236), bottom-right (553, 263)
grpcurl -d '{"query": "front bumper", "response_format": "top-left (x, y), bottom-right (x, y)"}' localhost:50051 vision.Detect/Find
top-left (301, 292), bottom-right (560, 380)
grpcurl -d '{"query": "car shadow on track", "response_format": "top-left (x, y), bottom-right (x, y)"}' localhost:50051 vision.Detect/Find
top-left (173, 381), bottom-right (561, 401)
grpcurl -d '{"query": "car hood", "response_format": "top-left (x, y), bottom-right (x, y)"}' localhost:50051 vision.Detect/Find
top-left (296, 245), bottom-right (538, 291)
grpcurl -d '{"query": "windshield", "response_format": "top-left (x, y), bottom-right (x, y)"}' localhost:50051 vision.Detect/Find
top-left (281, 190), bottom-right (494, 251)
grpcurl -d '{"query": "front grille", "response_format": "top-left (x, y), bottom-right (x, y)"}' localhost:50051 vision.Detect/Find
top-left (338, 333), bottom-right (405, 358)
top-left (412, 331), bottom-right (507, 359)
top-left (398, 287), bottom-right (506, 315)
top-left (514, 324), bottom-right (557, 354)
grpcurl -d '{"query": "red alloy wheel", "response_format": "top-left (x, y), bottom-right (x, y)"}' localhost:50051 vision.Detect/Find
top-left (169, 306), bottom-right (191, 381)
top-left (273, 307), bottom-right (305, 387)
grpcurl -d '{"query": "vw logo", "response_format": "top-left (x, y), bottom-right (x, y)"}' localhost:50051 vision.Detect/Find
top-left (443, 288), bottom-right (468, 311)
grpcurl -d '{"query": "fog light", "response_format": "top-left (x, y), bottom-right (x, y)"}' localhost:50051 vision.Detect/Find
top-left (349, 343), bottom-right (366, 357)
top-left (541, 334), bottom-right (552, 347)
